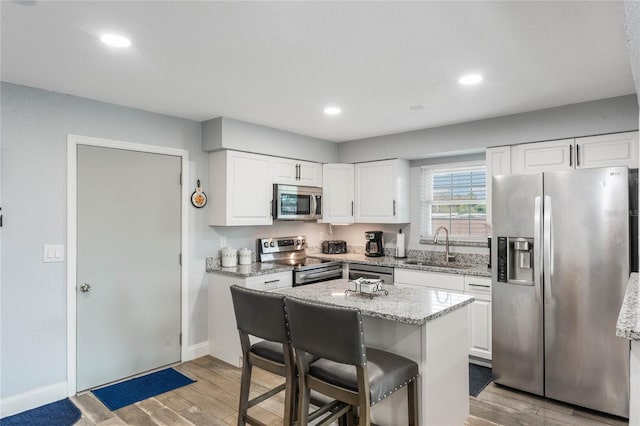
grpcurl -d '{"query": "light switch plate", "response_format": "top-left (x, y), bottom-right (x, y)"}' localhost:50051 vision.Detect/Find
top-left (43, 244), bottom-right (65, 263)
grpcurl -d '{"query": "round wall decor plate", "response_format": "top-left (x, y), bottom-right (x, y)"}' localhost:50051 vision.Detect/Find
top-left (191, 180), bottom-right (207, 208)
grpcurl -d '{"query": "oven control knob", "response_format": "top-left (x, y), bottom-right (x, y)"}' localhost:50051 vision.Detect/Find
top-left (302, 239), bottom-right (306, 245)
top-left (296, 239), bottom-right (301, 245)
top-left (263, 242), bottom-right (269, 248)
top-left (270, 242), bottom-right (275, 247)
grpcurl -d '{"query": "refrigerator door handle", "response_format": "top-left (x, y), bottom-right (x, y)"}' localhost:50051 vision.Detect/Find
top-left (534, 196), bottom-right (543, 302)
top-left (543, 195), bottom-right (553, 300)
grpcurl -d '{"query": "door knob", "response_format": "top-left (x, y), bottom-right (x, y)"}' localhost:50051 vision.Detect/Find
top-left (80, 283), bottom-right (92, 292)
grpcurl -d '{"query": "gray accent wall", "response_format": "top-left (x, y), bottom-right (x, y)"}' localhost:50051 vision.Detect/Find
top-left (0, 83), bottom-right (213, 399)
top-left (338, 94), bottom-right (639, 163)
top-left (202, 116), bottom-right (338, 163)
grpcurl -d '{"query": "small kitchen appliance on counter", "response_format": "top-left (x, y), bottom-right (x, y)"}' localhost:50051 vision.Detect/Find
top-left (321, 240), bottom-right (347, 254)
top-left (258, 236), bottom-right (342, 286)
top-left (365, 231), bottom-right (384, 257)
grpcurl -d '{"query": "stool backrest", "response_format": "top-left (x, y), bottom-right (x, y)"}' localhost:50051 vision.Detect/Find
top-left (230, 285), bottom-right (288, 343)
top-left (284, 297), bottom-right (366, 366)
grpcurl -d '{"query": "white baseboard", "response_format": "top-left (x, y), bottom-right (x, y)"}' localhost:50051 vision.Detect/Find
top-left (0, 381), bottom-right (68, 419)
top-left (185, 341), bottom-right (209, 361)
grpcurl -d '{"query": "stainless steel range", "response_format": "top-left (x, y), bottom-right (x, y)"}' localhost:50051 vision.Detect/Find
top-left (257, 236), bottom-right (343, 286)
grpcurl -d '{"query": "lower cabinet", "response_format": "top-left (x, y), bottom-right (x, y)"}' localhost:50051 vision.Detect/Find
top-left (394, 269), bottom-right (492, 361)
top-left (464, 276), bottom-right (492, 361)
top-left (208, 271), bottom-right (292, 367)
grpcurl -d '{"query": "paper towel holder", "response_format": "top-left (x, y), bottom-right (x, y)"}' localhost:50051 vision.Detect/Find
top-left (395, 228), bottom-right (407, 259)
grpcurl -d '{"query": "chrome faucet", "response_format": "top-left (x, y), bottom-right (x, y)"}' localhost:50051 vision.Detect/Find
top-left (433, 226), bottom-right (456, 263)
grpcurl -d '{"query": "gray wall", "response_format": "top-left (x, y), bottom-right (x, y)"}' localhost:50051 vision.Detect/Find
top-left (0, 83), bottom-right (214, 399)
top-left (338, 94), bottom-right (639, 163)
top-left (202, 116), bottom-right (338, 163)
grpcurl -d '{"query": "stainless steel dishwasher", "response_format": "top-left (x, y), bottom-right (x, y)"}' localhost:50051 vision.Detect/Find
top-left (348, 263), bottom-right (394, 284)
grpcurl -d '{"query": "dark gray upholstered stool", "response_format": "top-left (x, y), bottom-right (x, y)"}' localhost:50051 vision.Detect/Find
top-left (284, 297), bottom-right (419, 426)
top-left (230, 285), bottom-right (296, 426)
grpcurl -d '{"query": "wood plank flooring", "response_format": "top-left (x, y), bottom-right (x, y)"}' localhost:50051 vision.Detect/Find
top-left (71, 356), bottom-right (628, 426)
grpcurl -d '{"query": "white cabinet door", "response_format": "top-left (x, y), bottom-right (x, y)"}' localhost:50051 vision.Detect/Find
top-left (511, 139), bottom-right (574, 174)
top-left (464, 276), bottom-right (492, 360)
top-left (486, 146), bottom-right (511, 227)
top-left (273, 158), bottom-right (322, 187)
top-left (468, 294), bottom-right (492, 360)
top-left (576, 131), bottom-right (639, 169)
top-left (394, 269), bottom-right (465, 292)
top-left (322, 163), bottom-right (355, 224)
top-left (209, 150), bottom-right (273, 226)
top-left (355, 159), bottom-right (410, 223)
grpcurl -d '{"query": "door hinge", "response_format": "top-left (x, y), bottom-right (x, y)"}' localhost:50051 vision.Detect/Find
top-left (179, 253), bottom-right (182, 265)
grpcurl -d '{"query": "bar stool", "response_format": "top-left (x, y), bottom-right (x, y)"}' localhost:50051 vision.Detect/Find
top-left (284, 297), bottom-right (419, 426)
top-left (230, 285), bottom-right (296, 426)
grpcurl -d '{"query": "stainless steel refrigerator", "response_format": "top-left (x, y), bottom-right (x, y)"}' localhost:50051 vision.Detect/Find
top-left (492, 166), bottom-right (630, 418)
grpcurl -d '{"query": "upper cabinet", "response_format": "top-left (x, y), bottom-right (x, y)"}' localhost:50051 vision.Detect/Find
top-left (511, 132), bottom-right (638, 174)
top-left (209, 150), bottom-right (273, 226)
top-left (322, 163), bottom-right (355, 224)
top-left (354, 159), bottom-right (410, 223)
top-left (486, 146), bottom-right (511, 227)
top-left (273, 158), bottom-right (323, 187)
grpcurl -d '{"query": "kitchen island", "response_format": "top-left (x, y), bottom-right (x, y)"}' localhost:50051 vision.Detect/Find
top-left (275, 279), bottom-right (474, 426)
top-left (617, 272), bottom-right (640, 425)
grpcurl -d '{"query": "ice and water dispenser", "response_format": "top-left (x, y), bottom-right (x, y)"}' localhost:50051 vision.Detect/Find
top-left (497, 237), bottom-right (534, 284)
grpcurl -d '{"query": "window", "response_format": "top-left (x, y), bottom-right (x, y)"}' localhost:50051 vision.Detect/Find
top-left (421, 162), bottom-right (489, 239)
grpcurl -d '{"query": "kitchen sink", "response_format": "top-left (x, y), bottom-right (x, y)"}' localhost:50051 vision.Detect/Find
top-left (401, 260), bottom-right (472, 269)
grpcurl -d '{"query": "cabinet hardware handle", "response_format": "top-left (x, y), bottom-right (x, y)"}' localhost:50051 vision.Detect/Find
top-left (576, 144), bottom-right (580, 167)
top-left (351, 201), bottom-right (354, 216)
top-left (569, 145), bottom-right (573, 167)
top-left (264, 279), bottom-right (280, 284)
top-left (296, 164), bottom-right (300, 180)
top-left (393, 200), bottom-right (396, 216)
top-left (468, 283), bottom-right (490, 288)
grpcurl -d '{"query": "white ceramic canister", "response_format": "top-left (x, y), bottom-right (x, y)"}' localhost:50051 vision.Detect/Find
top-left (221, 247), bottom-right (238, 267)
top-left (238, 248), bottom-right (252, 265)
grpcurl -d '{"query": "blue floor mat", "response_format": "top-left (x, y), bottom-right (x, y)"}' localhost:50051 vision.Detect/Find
top-left (92, 368), bottom-right (195, 411)
top-left (469, 363), bottom-right (493, 397)
top-left (0, 398), bottom-right (80, 426)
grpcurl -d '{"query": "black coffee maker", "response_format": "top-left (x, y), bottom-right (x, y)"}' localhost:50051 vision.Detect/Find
top-left (365, 231), bottom-right (384, 257)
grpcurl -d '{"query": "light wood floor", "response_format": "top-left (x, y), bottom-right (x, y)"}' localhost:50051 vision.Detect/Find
top-left (71, 356), bottom-right (629, 426)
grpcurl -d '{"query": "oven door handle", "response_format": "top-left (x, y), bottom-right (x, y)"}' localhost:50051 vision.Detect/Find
top-left (298, 269), bottom-right (342, 281)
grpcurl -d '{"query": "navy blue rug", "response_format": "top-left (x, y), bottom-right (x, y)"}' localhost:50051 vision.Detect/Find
top-left (0, 398), bottom-right (80, 426)
top-left (92, 368), bottom-right (195, 411)
top-left (469, 363), bottom-right (493, 397)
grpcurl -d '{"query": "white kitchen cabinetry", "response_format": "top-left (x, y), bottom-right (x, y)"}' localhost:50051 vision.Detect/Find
top-left (486, 146), bottom-right (511, 226)
top-left (273, 158), bottom-right (323, 187)
top-left (511, 139), bottom-right (574, 174)
top-left (511, 132), bottom-right (638, 174)
top-left (464, 276), bottom-right (492, 361)
top-left (394, 268), bottom-right (492, 361)
top-left (355, 159), bottom-right (410, 223)
top-left (322, 163), bottom-right (355, 224)
top-left (209, 150), bottom-right (273, 226)
top-left (575, 132), bottom-right (638, 169)
top-left (208, 271), bottom-right (292, 367)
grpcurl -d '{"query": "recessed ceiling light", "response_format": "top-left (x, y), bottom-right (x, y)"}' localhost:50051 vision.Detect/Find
top-left (458, 74), bottom-right (483, 85)
top-left (100, 34), bottom-right (131, 48)
top-left (324, 106), bottom-right (341, 115)
top-left (409, 105), bottom-right (424, 111)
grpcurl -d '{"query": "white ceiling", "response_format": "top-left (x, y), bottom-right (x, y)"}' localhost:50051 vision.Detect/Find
top-left (1, 1), bottom-right (636, 142)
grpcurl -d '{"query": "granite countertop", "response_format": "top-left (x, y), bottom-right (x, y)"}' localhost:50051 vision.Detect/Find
top-left (206, 257), bottom-right (293, 277)
top-left (616, 273), bottom-right (639, 341)
top-left (307, 253), bottom-right (492, 277)
top-left (273, 279), bottom-right (474, 326)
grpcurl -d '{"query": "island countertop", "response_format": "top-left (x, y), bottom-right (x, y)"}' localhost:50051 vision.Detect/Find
top-left (273, 279), bottom-right (474, 326)
top-left (617, 272), bottom-right (639, 341)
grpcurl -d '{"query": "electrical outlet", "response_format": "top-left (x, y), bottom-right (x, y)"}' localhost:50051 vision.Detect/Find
top-left (219, 236), bottom-right (227, 248)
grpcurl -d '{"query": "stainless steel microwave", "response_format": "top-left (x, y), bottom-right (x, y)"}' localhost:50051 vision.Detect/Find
top-left (273, 184), bottom-right (322, 220)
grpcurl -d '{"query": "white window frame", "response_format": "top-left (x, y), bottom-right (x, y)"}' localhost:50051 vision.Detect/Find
top-left (420, 160), bottom-right (488, 242)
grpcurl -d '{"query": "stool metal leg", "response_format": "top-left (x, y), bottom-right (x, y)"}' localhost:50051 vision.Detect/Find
top-left (237, 333), bottom-right (252, 426)
top-left (407, 379), bottom-right (418, 426)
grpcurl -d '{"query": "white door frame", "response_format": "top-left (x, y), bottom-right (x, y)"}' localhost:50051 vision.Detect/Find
top-left (66, 134), bottom-right (189, 396)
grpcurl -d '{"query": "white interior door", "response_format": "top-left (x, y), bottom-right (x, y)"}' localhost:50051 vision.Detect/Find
top-left (76, 145), bottom-right (181, 391)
